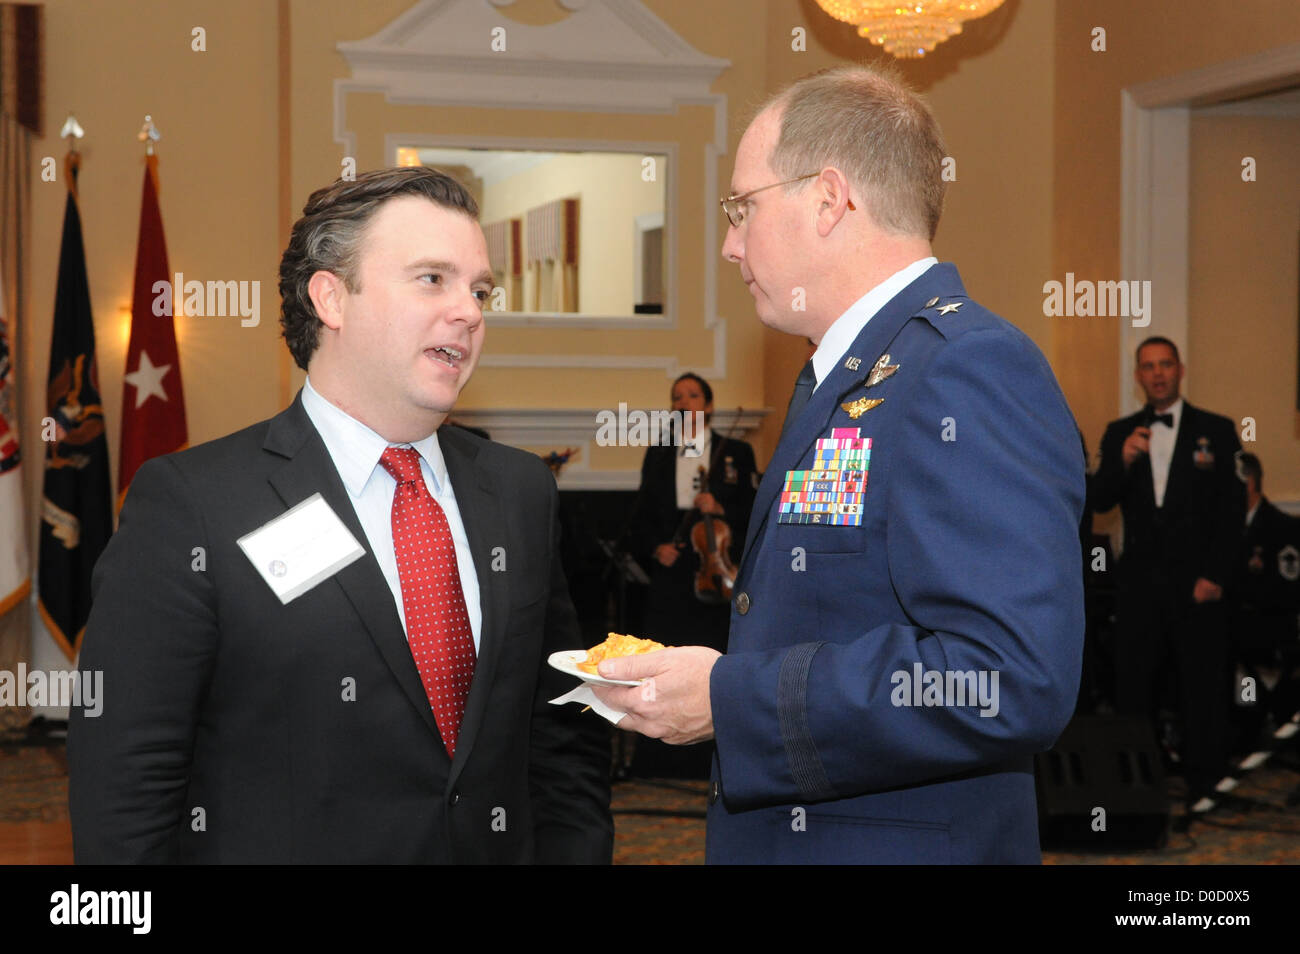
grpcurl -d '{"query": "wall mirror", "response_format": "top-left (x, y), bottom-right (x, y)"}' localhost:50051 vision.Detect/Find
top-left (397, 146), bottom-right (669, 319)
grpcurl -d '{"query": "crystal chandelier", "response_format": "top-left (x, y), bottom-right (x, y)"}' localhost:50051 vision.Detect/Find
top-left (813, 1), bottom-right (1007, 58)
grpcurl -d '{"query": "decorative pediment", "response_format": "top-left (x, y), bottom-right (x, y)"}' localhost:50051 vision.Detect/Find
top-left (337, 0), bottom-right (730, 112)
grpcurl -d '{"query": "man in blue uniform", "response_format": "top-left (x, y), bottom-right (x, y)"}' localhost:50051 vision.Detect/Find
top-left (594, 65), bottom-right (1085, 863)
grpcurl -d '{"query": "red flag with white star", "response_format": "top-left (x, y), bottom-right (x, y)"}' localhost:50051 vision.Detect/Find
top-left (119, 155), bottom-right (186, 505)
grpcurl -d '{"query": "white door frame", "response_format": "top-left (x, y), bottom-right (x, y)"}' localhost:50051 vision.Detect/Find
top-left (1120, 42), bottom-right (1300, 414)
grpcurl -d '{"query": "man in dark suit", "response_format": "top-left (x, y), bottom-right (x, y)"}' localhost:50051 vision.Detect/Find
top-left (594, 66), bottom-right (1085, 863)
top-left (1228, 452), bottom-right (1300, 745)
top-left (68, 168), bottom-right (613, 863)
top-left (1092, 336), bottom-right (1245, 806)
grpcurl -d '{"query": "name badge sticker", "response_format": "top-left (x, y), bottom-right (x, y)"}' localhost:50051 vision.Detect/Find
top-left (238, 493), bottom-right (366, 604)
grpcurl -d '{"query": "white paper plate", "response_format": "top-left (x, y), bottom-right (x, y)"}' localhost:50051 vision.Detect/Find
top-left (548, 650), bottom-right (642, 687)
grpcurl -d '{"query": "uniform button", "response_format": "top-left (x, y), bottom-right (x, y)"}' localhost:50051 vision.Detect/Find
top-left (735, 591), bottom-right (750, 615)
top-left (708, 780), bottom-right (721, 805)
top-left (448, 792), bottom-right (460, 806)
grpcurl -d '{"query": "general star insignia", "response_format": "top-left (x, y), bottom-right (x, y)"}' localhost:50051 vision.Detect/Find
top-left (864, 353), bottom-right (899, 389)
top-left (841, 396), bottom-right (884, 419)
top-left (937, 301), bottom-right (964, 315)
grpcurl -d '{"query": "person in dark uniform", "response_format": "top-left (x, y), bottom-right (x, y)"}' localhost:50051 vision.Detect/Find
top-left (1092, 336), bottom-right (1246, 807)
top-left (627, 372), bottom-right (757, 653)
top-left (621, 372), bottom-right (756, 777)
top-left (1229, 452), bottom-right (1300, 748)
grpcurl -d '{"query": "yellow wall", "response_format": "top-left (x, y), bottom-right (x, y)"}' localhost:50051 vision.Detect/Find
top-left (1189, 113), bottom-right (1300, 500)
top-left (1054, 0), bottom-right (1300, 503)
top-left (18, 0), bottom-right (284, 559)
top-left (756, 0), bottom-right (1056, 464)
top-left (12, 0), bottom-right (1300, 523)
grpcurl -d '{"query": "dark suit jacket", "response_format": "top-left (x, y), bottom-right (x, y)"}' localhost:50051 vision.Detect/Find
top-left (1092, 402), bottom-right (1245, 594)
top-left (68, 393), bottom-right (613, 863)
top-left (1232, 497), bottom-right (1300, 652)
top-left (627, 433), bottom-right (758, 570)
top-left (707, 263), bottom-right (1086, 864)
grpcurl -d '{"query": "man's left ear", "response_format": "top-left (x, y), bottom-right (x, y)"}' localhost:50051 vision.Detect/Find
top-left (814, 168), bottom-right (854, 237)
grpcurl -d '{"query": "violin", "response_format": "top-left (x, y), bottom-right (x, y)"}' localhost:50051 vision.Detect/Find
top-left (690, 491), bottom-right (737, 605)
top-left (676, 413), bottom-right (743, 605)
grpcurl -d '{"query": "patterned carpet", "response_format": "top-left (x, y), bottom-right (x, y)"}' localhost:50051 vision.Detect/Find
top-left (612, 765), bottom-right (1300, 864)
top-left (6, 741), bottom-right (1297, 863)
top-left (0, 744), bottom-right (68, 825)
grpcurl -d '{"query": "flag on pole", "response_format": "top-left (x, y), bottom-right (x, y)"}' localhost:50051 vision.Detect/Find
top-left (118, 154), bottom-right (185, 502)
top-left (0, 267), bottom-right (30, 617)
top-left (38, 156), bottom-right (113, 662)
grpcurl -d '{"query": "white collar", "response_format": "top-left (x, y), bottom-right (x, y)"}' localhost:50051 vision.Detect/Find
top-left (811, 257), bottom-right (937, 389)
top-left (301, 377), bottom-right (449, 496)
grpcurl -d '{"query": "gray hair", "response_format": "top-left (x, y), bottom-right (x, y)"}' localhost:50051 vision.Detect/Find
top-left (761, 65), bottom-right (946, 240)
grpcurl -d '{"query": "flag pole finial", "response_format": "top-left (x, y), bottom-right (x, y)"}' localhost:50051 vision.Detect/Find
top-left (137, 115), bottom-right (160, 156)
top-left (61, 113), bottom-right (85, 193)
top-left (60, 112), bottom-right (85, 148)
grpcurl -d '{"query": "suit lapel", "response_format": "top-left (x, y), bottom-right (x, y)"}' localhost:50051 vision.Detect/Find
top-left (263, 394), bottom-right (442, 743)
top-left (739, 264), bottom-right (964, 580)
top-left (438, 427), bottom-right (508, 785)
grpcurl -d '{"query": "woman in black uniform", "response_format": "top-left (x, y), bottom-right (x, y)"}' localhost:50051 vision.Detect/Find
top-left (623, 373), bottom-right (757, 777)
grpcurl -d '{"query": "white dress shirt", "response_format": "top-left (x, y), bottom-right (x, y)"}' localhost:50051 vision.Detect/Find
top-left (301, 377), bottom-right (482, 650)
top-left (676, 430), bottom-right (712, 509)
top-left (1148, 397), bottom-right (1182, 509)
top-left (811, 257), bottom-right (938, 390)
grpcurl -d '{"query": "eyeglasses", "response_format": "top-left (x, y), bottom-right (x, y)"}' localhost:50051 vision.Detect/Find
top-left (719, 172), bottom-right (855, 228)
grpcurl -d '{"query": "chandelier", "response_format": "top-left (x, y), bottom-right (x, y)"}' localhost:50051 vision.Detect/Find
top-left (813, 1), bottom-right (1006, 58)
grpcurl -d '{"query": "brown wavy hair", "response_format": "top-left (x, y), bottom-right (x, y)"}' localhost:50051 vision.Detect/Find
top-left (278, 167), bottom-right (479, 370)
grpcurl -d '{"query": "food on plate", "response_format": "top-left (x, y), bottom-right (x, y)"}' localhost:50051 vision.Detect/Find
top-left (576, 632), bottom-right (666, 674)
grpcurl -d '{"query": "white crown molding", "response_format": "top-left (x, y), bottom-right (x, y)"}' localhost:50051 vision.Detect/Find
top-left (1194, 100), bottom-right (1300, 119)
top-left (446, 406), bottom-right (770, 490)
top-left (1126, 42), bottom-right (1300, 109)
top-left (447, 406), bottom-right (767, 440)
top-left (336, 0), bottom-right (730, 115)
top-left (334, 0), bottom-right (735, 382)
top-left (449, 405), bottom-right (769, 493)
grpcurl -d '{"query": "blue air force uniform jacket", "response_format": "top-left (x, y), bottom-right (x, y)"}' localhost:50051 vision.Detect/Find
top-left (706, 264), bottom-right (1086, 864)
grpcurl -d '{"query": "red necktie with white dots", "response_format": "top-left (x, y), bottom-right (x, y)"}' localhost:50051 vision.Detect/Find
top-left (379, 446), bottom-right (476, 758)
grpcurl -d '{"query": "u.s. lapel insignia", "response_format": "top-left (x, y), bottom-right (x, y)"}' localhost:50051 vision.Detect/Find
top-left (1280, 545), bottom-right (1300, 582)
top-left (936, 301), bottom-right (963, 316)
top-left (841, 396), bottom-right (885, 419)
top-left (864, 353), bottom-right (899, 389)
top-left (1193, 436), bottom-right (1215, 469)
top-left (844, 356), bottom-right (861, 372)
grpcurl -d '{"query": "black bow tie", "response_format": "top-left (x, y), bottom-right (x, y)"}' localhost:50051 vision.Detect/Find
top-left (1150, 412), bottom-right (1174, 428)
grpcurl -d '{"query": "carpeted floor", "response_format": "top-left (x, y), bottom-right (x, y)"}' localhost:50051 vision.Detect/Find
top-left (5, 741), bottom-right (1297, 863)
top-left (611, 764), bottom-right (1300, 864)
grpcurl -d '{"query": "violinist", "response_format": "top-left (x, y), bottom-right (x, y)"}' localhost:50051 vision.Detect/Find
top-left (627, 372), bottom-right (757, 655)
top-left (621, 373), bottom-right (756, 778)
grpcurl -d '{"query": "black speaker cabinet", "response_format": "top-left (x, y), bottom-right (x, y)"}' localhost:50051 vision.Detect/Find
top-left (1035, 714), bottom-right (1170, 850)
